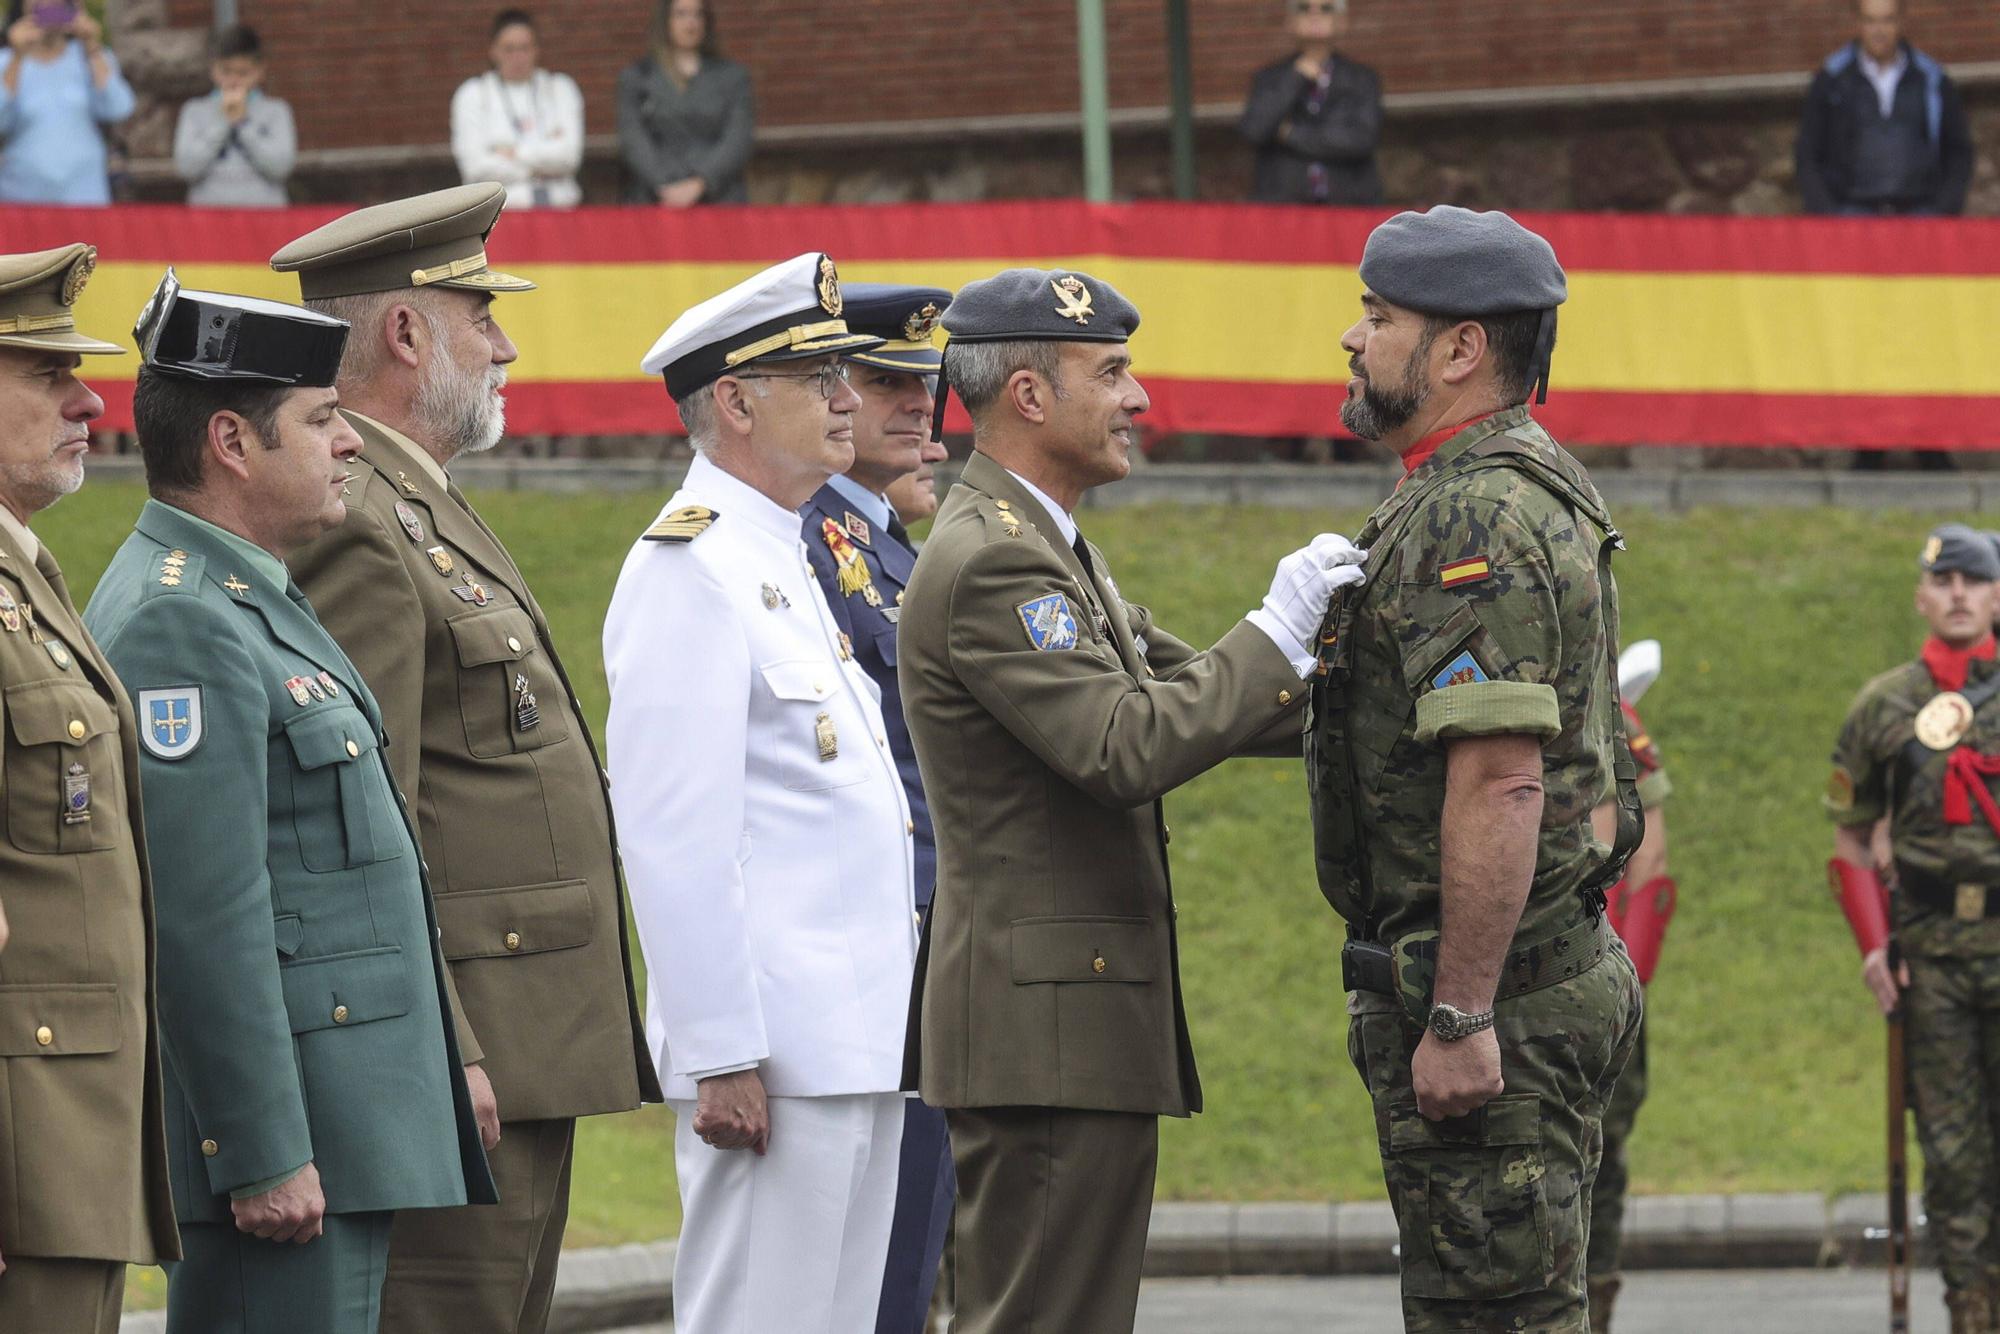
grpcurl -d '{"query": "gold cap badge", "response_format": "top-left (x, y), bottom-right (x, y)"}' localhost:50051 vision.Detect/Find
top-left (817, 255), bottom-right (843, 317)
top-left (903, 302), bottom-right (941, 342)
top-left (1052, 275), bottom-right (1093, 325)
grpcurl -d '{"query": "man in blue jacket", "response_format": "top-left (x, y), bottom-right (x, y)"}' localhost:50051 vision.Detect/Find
top-left (801, 283), bottom-right (954, 1334)
top-left (1795, 0), bottom-right (1974, 216)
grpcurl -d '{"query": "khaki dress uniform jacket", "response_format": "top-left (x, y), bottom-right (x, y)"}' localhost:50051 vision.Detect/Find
top-left (0, 524), bottom-right (178, 1286)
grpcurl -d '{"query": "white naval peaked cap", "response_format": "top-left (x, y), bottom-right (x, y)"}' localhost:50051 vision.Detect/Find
top-left (639, 251), bottom-right (883, 400)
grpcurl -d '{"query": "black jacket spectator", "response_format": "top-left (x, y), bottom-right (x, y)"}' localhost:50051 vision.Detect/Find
top-left (1796, 40), bottom-right (1973, 215)
top-left (616, 55), bottom-right (752, 205)
top-left (1239, 53), bottom-right (1383, 206)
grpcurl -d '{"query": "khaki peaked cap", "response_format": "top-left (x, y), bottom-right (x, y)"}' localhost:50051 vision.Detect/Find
top-left (0, 243), bottom-right (124, 354)
top-left (270, 183), bottom-right (536, 301)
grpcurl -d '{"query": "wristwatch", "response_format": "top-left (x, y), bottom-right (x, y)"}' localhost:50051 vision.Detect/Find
top-left (1427, 1001), bottom-right (1496, 1042)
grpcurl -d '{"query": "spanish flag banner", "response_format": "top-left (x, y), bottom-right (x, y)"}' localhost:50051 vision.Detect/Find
top-left (4, 201), bottom-right (1994, 447)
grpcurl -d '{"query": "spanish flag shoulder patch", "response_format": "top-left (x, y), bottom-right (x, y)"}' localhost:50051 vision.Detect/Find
top-left (1439, 556), bottom-right (1491, 589)
top-left (643, 505), bottom-right (718, 543)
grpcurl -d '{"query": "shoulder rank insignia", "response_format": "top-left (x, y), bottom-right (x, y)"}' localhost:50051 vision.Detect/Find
top-left (821, 517), bottom-right (883, 606)
top-left (843, 511), bottom-right (871, 546)
top-left (1440, 556), bottom-right (1491, 589)
top-left (643, 505), bottom-right (718, 543)
top-left (1431, 649), bottom-right (1490, 690)
top-left (138, 685), bottom-right (204, 760)
top-left (395, 501), bottom-right (426, 545)
top-left (1017, 592), bottom-right (1080, 651)
top-left (994, 498), bottom-right (1022, 537)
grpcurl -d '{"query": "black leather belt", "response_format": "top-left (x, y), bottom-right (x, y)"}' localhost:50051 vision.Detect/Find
top-left (1342, 913), bottom-right (1613, 1005)
top-left (1896, 863), bottom-right (2000, 921)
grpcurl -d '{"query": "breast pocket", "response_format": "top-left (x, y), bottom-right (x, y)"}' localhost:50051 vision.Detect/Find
top-left (758, 658), bottom-right (867, 792)
top-left (447, 606), bottom-right (570, 759)
top-left (284, 707), bottom-right (400, 873)
top-left (3, 678), bottom-right (124, 855)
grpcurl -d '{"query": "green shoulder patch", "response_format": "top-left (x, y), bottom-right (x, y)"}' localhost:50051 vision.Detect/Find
top-left (643, 506), bottom-right (718, 543)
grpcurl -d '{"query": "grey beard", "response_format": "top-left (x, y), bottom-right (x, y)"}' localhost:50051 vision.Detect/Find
top-left (1339, 372), bottom-right (1428, 442)
top-left (415, 359), bottom-right (507, 458)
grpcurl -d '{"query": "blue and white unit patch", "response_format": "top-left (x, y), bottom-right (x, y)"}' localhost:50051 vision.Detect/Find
top-left (138, 685), bottom-right (204, 761)
top-left (1431, 649), bottom-right (1490, 690)
top-left (1017, 593), bottom-right (1080, 651)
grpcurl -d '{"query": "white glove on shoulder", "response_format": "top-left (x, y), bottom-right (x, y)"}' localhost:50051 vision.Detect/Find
top-left (1246, 533), bottom-right (1369, 675)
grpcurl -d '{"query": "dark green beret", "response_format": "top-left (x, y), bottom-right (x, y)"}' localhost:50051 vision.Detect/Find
top-left (941, 268), bottom-right (1138, 344)
top-left (1358, 206), bottom-right (1566, 318)
top-left (1921, 524), bottom-right (2000, 582)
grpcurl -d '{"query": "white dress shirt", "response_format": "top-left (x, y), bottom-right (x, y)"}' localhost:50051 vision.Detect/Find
top-left (450, 69), bottom-right (584, 209)
top-left (604, 453), bottom-right (917, 1100)
top-left (1859, 49), bottom-right (1909, 119)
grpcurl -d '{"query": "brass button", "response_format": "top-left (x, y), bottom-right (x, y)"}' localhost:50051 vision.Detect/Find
top-left (332, 1005), bottom-right (349, 1024)
top-left (504, 931), bottom-right (522, 951)
top-left (201, 1138), bottom-right (219, 1157)
top-left (1092, 953), bottom-right (1107, 974)
top-left (345, 739), bottom-right (360, 758)
top-left (906, 819), bottom-right (915, 835)
top-left (66, 719), bottom-right (85, 740)
top-left (1277, 689), bottom-right (1293, 706)
top-left (34, 1024), bottom-right (52, 1046)
top-left (1164, 824), bottom-right (1172, 845)
top-left (506, 636), bottom-right (523, 654)
top-left (814, 682), bottom-right (827, 695)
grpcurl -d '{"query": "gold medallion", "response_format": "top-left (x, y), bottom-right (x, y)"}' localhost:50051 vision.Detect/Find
top-left (814, 710), bottom-right (838, 761)
top-left (1915, 691), bottom-right (1975, 750)
top-left (816, 255), bottom-right (842, 316)
top-left (61, 247), bottom-right (96, 307)
top-left (426, 546), bottom-right (455, 577)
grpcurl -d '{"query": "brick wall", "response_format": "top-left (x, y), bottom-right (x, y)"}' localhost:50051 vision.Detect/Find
top-left (166, 0), bottom-right (2000, 154)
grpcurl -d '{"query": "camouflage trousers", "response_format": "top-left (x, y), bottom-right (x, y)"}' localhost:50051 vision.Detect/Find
top-left (1585, 1013), bottom-right (1647, 1283)
top-left (1907, 952), bottom-right (2000, 1296)
top-left (1348, 942), bottom-right (1643, 1333)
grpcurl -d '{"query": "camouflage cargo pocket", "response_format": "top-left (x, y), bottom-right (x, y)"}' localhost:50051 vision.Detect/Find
top-left (1386, 1093), bottom-right (1556, 1301)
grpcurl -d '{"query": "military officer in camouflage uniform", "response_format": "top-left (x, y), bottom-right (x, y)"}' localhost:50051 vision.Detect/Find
top-left (86, 273), bottom-right (493, 1333)
top-left (272, 184), bottom-right (658, 1334)
top-left (900, 268), bottom-right (1366, 1334)
top-left (0, 245), bottom-right (178, 1333)
top-left (1307, 207), bottom-right (1644, 1332)
top-left (1827, 524), bottom-right (2000, 1334)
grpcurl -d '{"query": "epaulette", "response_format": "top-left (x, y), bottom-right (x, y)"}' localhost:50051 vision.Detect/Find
top-left (146, 547), bottom-right (203, 596)
top-left (643, 506), bottom-right (718, 543)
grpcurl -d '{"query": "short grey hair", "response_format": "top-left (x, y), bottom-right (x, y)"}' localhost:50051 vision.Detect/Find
top-left (673, 375), bottom-right (768, 454)
top-left (943, 340), bottom-right (1065, 419)
top-left (307, 289), bottom-right (446, 385)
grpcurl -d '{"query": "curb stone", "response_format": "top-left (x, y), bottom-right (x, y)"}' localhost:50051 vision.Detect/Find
top-left (106, 1191), bottom-right (1909, 1334)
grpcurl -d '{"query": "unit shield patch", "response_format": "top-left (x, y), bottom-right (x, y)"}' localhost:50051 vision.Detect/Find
top-left (1430, 649), bottom-right (1490, 690)
top-left (138, 685), bottom-right (204, 761)
top-left (1017, 593), bottom-right (1080, 651)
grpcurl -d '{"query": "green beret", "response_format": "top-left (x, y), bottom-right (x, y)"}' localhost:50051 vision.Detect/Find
top-left (1358, 206), bottom-right (1567, 317)
top-left (940, 268), bottom-right (1139, 344)
top-left (1921, 524), bottom-right (2000, 582)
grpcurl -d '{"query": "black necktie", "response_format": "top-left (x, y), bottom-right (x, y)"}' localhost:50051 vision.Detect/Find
top-left (886, 512), bottom-right (911, 549)
top-left (1072, 532), bottom-right (1094, 579)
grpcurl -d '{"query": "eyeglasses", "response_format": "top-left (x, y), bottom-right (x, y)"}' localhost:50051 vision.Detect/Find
top-left (735, 362), bottom-right (852, 400)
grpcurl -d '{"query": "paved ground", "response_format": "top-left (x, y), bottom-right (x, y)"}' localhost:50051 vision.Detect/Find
top-left (608, 1267), bottom-right (1948, 1332)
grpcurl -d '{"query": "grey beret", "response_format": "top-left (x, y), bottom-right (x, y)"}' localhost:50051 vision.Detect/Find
top-left (1358, 206), bottom-right (1566, 318)
top-left (941, 268), bottom-right (1139, 344)
top-left (1922, 524), bottom-right (2000, 582)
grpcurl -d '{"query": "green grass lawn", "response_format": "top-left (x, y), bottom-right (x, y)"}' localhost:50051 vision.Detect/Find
top-left (38, 479), bottom-right (1946, 1308)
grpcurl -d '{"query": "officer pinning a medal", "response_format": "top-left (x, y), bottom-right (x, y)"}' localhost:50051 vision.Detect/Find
top-left (896, 268), bottom-right (1366, 1334)
top-left (85, 273), bottom-right (494, 1334)
top-left (272, 183), bottom-right (659, 1334)
top-left (0, 244), bottom-right (178, 1332)
top-left (796, 281), bottom-right (956, 1334)
top-left (1827, 524), bottom-right (2000, 1333)
top-left (1308, 206), bottom-right (1643, 1333)
top-left (606, 253), bottom-right (921, 1332)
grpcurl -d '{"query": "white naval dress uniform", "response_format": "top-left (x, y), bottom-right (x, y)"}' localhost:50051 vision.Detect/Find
top-left (604, 452), bottom-right (918, 1334)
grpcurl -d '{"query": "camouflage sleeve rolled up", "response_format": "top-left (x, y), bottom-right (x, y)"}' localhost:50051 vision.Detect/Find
top-left (1826, 673), bottom-right (1898, 827)
top-left (1389, 490), bottom-right (1589, 746)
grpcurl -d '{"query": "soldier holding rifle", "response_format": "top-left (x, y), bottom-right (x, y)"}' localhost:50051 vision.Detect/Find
top-left (1828, 523), bottom-right (2000, 1334)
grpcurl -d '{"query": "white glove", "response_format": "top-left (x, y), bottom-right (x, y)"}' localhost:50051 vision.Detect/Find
top-left (1246, 533), bottom-right (1369, 673)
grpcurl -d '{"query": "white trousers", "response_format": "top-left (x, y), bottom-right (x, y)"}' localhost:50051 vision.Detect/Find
top-left (670, 1092), bottom-right (905, 1334)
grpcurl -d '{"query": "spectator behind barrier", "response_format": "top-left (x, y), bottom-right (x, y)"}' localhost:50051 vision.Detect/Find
top-left (0, 0), bottom-right (132, 205)
top-left (1795, 0), bottom-right (1973, 216)
top-left (1239, 0), bottom-right (1382, 206)
top-left (617, 0), bottom-right (752, 207)
top-left (173, 24), bottom-right (294, 208)
top-left (451, 8), bottom-right (583, 209)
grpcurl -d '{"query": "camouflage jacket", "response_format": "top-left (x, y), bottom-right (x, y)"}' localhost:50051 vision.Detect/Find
top-left (1308, 406), bottom-right (1630, 948)
top-left (1828, 656), bottom-right (2000, 958)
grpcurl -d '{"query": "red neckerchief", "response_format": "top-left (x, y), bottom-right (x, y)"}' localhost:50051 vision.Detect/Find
top-left (1922, 634), bottom-right (2000, 830)
top-left (1397, 410), bottom-right (1499, 481)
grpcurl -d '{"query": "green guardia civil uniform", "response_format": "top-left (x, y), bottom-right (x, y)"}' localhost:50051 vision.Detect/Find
top-left (86, 499), bottom-right (495, 1334)
top-left (0, 243), bottom-right (178, 1334)
top-left (273, 186), bottom-right (658, 1334)
top-left (1309, 406), bottom-right (1644, 1334)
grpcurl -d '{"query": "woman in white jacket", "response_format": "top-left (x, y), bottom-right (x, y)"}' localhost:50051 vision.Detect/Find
top-left (450, 8), bottom-right (582, 209)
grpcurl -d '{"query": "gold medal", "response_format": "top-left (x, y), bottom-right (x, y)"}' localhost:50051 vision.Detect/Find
top-left (815, 711), bottom-right (838, 761)
top-left (1915, 691), bottom-right (1975, 750)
